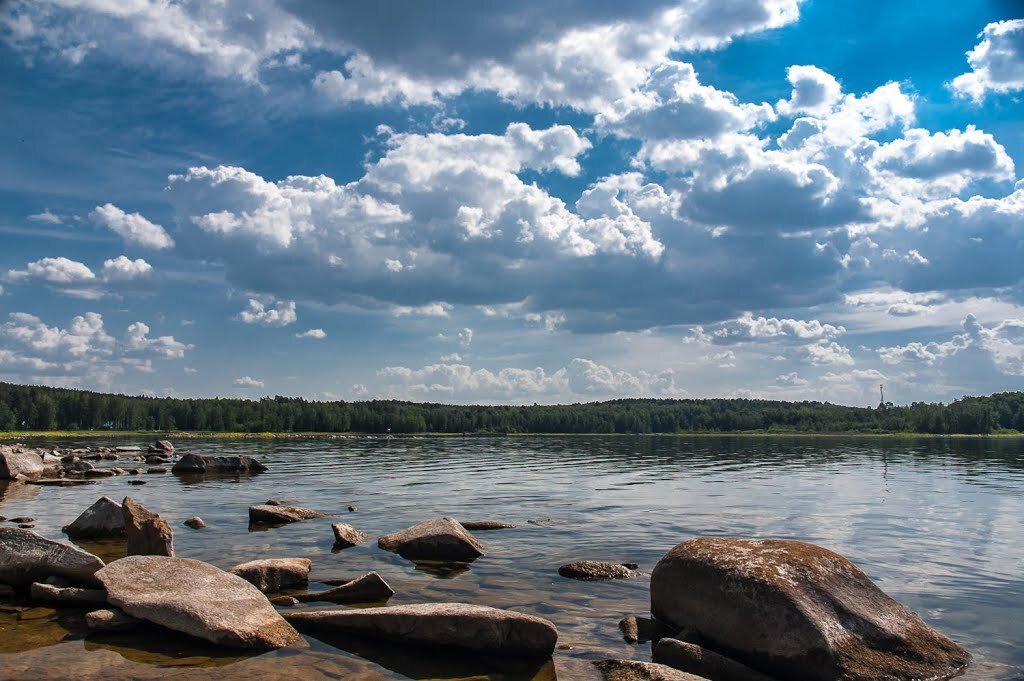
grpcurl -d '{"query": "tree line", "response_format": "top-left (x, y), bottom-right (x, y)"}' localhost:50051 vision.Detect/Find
top-left (1, 381), bottom-right (1022, 435)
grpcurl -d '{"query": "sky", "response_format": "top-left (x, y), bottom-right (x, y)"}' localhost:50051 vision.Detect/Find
top-left (1, 1), bottom-right (1024, 407)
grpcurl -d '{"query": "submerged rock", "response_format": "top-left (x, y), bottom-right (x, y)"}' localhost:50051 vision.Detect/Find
top-left (653, 639), bottom-right (776, 681)
top-left (650, 537), bottom-right (971, 681)
top-left (172, 454), bottom-right (267, 474)
top-left (593, 659), bottom-right (708, 681)
top-left (330, 522), bottom-right (367, 549)
top-left (249, 504), bottom-right (328, 525)
top-left (558, 561), bottom-right (638, 581)
top-left (184, 516), bottom-right (206, 529)
top-left (62, 496), bottom-right (126, 539)
top-left (97, 555), bottom-right (301, 649)
top-left (285, 602), bottom-right (556, 657)
top-left (122, 496), bottom-right (174, 557)
top-left (294, 572), bottom-right (393, 604)
top-left (377, 517), bottom-right (484, 562)
top-left (85, 608), bottom-right (143, 632)
top-left (459, 520), bottom-right (517, 531)
top-left (30, 581), bottom-right (107, 604)
top-left (0, 527), bottom-right (105, 586)
top-left (0, 447), bottom-right (44, 479)
top-left (229, 558), bottom-right (311, 594)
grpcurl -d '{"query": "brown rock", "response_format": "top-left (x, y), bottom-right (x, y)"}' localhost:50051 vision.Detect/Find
top-left (619, 616), bottom-right (674, 644)
top-left (96, 555), bottom-right (300, 649)
top-left (229, 558), bottom-right (311, 593)
top-left (294, 571), bottom-right (393, 604)
top-left (152, 440), bottom-right (174, 453)
top-left (459, 520), bottom-right (517, 530)
top-left (248, 504), bottom-right (328, 525)
top-left (183, 516), bottom-right (206, 529)
top-left (651, 537), bottom-right (971, 681)
top-left (172, 454), bottom-right (267, 473)
top-left (29, 581), bottom-right (107, 604)
top-left (122, 496), bottom-right (174, 557)
top-left (377, 517), bottom-right (484, 562)
top-left (0, 527), bottom-right (104, 586)
top-left (654, 639), bottom-right (776, 681)
top-left (62, 496), bottom-right (126, 539)
top-left (65, 460), bottom-right (95, 473)
top-left (285, 602), bottom-right (556, 657)
top-left (270, 595), bottom-right (299, 607)
top-left (594, 659), bottom-right (708, 681)
top-left (0, 447), bottom-right (44, 479)
top-left (85, 608), bottom-right (142, 632)
top-left (146, 466), bottom-right (167, 474)
top-left (330, 522), bottom-right (367, 548)
top-left (559, 560), bottom-right (638, 581)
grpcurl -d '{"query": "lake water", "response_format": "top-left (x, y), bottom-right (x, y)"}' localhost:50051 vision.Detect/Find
top-left (0, 435), bottom-right (1022, 680)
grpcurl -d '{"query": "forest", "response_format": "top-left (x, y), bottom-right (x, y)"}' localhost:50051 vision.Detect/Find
top-left (1, 381), bottom-right (1023, 435)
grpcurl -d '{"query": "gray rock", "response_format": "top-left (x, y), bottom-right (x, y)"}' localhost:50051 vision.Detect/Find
top-left (248, 504), bottom-right (328, 525)
top-left (152, 440), bottom-right (174, 452)
top-left (229, 558), bottom-right (311, 593)
top-left (593, 659), bottom-right (708, 681)
top-left (294, 572), bottom-right (393, 604)
top-left (62, 496), bottom-right (126, 539)
top-left (558, 560), bottom-right (638, 581)
top-left (84, 468), bottom-right (117, 478)
top-left (145, 455), bottom-right (170, 464)
top-left (0, 447), bottom-right (44, 479)
top-left (146, 466), bottom-right (167, 474)
top-left (114, 446), bottom-right (142, 453)
top-left (285, 602), bottom-right (556, 657)
top-left (65, 460), bottom-right (95, 473)
top-left (30, 581), bottom-right (107, 604)
top-left (96, 555), bottom-right (301, 649)
top-left (128, 480), bottom-right (147, 485)
top-left (459, 520), bottom-right (517, 530)
top-left (184, 516), bottom-right (206, 529)
top-left (172, 454), bottom-right (268, 473)
top-left (651, 537), bottom-right (971, 681)
top-left (0, 527), bottom-right (105, 586)
top-left (330, 522), bottom-right (367, 548)
top-left (653, 639), bottom-right (777, 681)
top-left (122, 496), bottom-right (174, 557)
top-left (85, 608), bottom-right (142, 632)
top-left (377, 517), bottom-right (484, 562)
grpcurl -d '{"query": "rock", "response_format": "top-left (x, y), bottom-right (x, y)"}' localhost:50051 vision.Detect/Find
top-left (26, 478), bottom-right (95, 487)
top-left (145, 455), bottom-right (170, 464)
top-left (377, 517), bottom-right (484, 562)
top-left (10, 517), bottom-right (34, 524)
top-left (593, 659), bottom-right (708, 681)
top-left (146, 466), bottom-right (167, 474)
top-left (620, 616), bottom-right (674, 644)
top-left (459, 520), bottom-right (517, 530)
top-left (96, 555), bottom-right (301, 649)
top-left (285, 602), bottom-right (556, 657)
top-left (184, 516), bottom-right (205, 529)
top-left (122, 496), bottom-right (174, 557)
top-left (331, 522), bottom-right (367, 548)
top-left (651, 537), bottom-right (971, 681)
top-left (114, 446), bottom-right (141, 453)
top-left (29, 581), bottom-right (107, 604)
top-left (65, 460), bottom-right (95, 472)
top-left (128, 479), bottom-right (147, 485)
top-left (347, 505), bottom-right (356, 512)
top-left (294, 572), bottom-right (393, 604)
top-left (83, 468), bottom-right (117, 478)
top-left (172, 454), bottom-right (268, 474)
top-left (653, 639), bottom-right (776, 681)
top-left (40, 452), bottom-right (62, 466)
top-left (265, 499), bottom-right (281, 505)
top-left (0, 527), bottom-right (105, 586)
top-left (270, 595), bottom-right (299, 607)
top-left (18, 524), bottom-right (34, 529)
top-left (249, 504), bottom-right (328, 525)
top-left (0, 447), bottom-right (44, 479)
top-left (62, 496), bottom-right (126, 539)
top-left (85, 608), bottom-right (142, 632)
top-left (229, 558), bottom-right (311, 593)
top-left (129, 468), bottom-right (143, 475)
top-left (152, 440), bottom-right (174, 452)
top-left (558, 560), bottom-right (638, 581)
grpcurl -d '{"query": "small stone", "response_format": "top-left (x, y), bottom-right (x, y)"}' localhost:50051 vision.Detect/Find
top-left (10, 517), bottom-right (34, 524)
top-left (294, 572), bottom-right (393, 604)
top-left (347, 505), bottom-right (356, 512)
top-left (62, 496), bottom-right (126, 539)
top-left (331, 522), bottom-right (367, 549)
top-left (265, 499), bottom-right (281, 506)
top-left (653, 639), bottom-right (775, 681)
top-left (594, 659), bottom-right (708, 681)
top-left (184, 516), bottom-right (206, 529)
top-left (146, 466), bottom-right (167, 474)
top-left (30, 581), bottom-right (107, 605)
top-left (619, 616), bottom-right (674, 644)
top-left (270, 595), bottom-right (299, 607)
top-left (459, 520), bottom-right (517, 530)
top-left (85, 608), bottom-right (142, 632)
top-left (558, 561), bottom-right (638, 581)
top-left (172, 454), bottom-right (268, 474)
top-left (17, 524), bottom-right (33, 529)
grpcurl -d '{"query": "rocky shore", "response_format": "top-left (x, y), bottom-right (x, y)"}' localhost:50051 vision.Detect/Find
top-left (1, 441), bottom-right (973, 680)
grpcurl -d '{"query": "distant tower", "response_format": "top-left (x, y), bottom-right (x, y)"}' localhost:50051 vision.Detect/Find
top-left (879, 384), bottom-right (885, 405)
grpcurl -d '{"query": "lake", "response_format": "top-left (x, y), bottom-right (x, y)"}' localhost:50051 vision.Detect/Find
top-left (1, 435), bottom-right (1022, 680)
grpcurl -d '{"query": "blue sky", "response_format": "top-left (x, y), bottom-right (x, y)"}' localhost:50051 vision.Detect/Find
top-left (2, 0), bottom-right (1024, 406)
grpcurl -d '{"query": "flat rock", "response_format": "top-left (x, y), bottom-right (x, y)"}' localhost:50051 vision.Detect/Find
top-left (229, 558), bottom-right (311, 594)
top-left (559, 560), bottom-right (638, 581)
top-left (114, 446), bottom-right (142, 453)
top-left (63, 497), bottom-right (126, 540)
top-left (285, 602), bottom-right (556, 657)
top-left (30, 581), bottom-right (107, 604)
top-left (172, 454), bottom-right (268, 473)
top-left (0, 448), bottom-right (44, 479)
top-left (26, 478), bottom-right (95, 487)
top-left (294, 572), bottom-right (393, 604)
top-left (85, 608), bottom-right (142, 632)
top-left (0, 527), bottom-right (105, 586)
top-left (84, 468), bottom-right (117, 478)
top-left (146, 466), bottom-right (167, 474)
top-left (249, 504), bottom-right (328, 525)
top-left (651, 537), bottom-right (971, 681)
top-left (122, 496), bottom-right (174, 557)
top-left (97, 555), bottom-right (301, 649)
top-left (459, 520), bottom-right (517, 530)
top-left (377, 517), bottom-right (484, 562)
top-left (654, 639), bottom-right (777, 681)
top-left (594, 659), bottom-right (708, 681)
top-left (331, 522), bottom-right (367, 548)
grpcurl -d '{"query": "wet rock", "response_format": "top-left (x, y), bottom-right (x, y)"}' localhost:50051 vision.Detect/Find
top-left (594, 659), bottom-right (708, 681)
top-left (558, 560), bottom-right (638, 581)
top-left (172, 454), bottom-right (268, 474)
top-left (96, 555), bottom-right (301, 649)
top-left (83, 468), bottom-right (116, 478)
top-left (127, 480), bottom-right (147, 485)
top-left (347, 505), bottom-right (356, 512)
top-left (653, 639), bottom-right (776, 681)
top-left (145, 455), bottom-right (170, 465)
top-left (377, 517), bottom-right (484, 562)
top-left (65, 460), bottom-right (95, 473)
top-left (62, 496), bottom-right (126, 539)
top-left (229, 558), bottom-right (311, 594)
top-left (620, 616), bottom-right (674, 644)
top-left (151, 440), bottom-right (174, 453)
top-left (183, 516), bottom-right (205, 529)
top-left (651, 537), bottom-right (971, 681)
top-left (26, 478), bottom-right (95, 487)
top-left (85, 608), bottom-right (142, 632)
top-left (331, 522), bottom-right (367, 549)
top-left (248, 504), bottom-right (328, 525)
top-left (270, 595), bottom-right (299, 607)
top-left (0, 447), bottom-right (44, 479)
top-left (40, 452), bottom-right (62, 467)
top-left (129, 468), bottom-right (142, 475)
top-left (17, 524), bottom-right (34, 529)
top-left (122, 496), bottom-right (174, 557)
top-left (10, 517), bottom-right (34, 524)
top-left (146, 466), bottom-right (167, 474)
top-left (29, 581), bottom-right (107, 604)
top-left (114, 446), bottom-right (141, 453)
top-left (459, 520), bottom-right (517, 530)
top-left (285, 602), bottom-right (556, 657)
top-left (0, 527), bottom-right (105, 586)
top-left (265, 499), bottom-right (281, 505)
top-left (294, 572), bottom-right (393, 604)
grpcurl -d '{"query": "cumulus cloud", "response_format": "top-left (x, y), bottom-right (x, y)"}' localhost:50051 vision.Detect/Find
top-left (237, 299), bottom-right (297, 327)
top-left (234, 376), bottom-right (265, 388)
top-left (295, 328), bottom-right (326, 339)
top-left (775, 371), bottom-right (808, 387)
top-left (879, 314), bottom-right (1024, 376)
top-left (690, 312), bottom-right (844, 344)
top-left (90, 203), bottom-right (174, 249)
top-left (101, 256), bottom-right (154, 282)
top-left (28, 209), bottom-right (63, 225)
top-left (803, 340), bottom-right (855, 366)
top-left (5, 255), bottom-right (155, 298)
top-left (776, 65), bottom-right (843, 117)
top-left (7, 257), bottom-right (96, 288)
top-left (951, 19), bottom-right (1024, 102)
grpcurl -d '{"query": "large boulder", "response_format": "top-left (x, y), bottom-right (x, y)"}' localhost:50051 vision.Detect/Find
top-left (294, 571), bottom-right (394, 604)
top-left (0, 447), bottom-right (44, 479)
top-left (249, 504), bottom-right (328, 525)
top-left (0, 527), bottom-right (105, 586)
top-left (650, 537), bottom-right (971, 681)
top-left (96, 555), bottom-right (301, 649)
top-left (122, 496), bottom-right (174, 557)
top-left (285, 603), bottom-right (556, 657)
top-left (62, 496), bottom-right (126, 539)
top-left (377, 517), bottom-right (484, 562)
top-left (172, 454), bottom-right (267, 474)
top-left (229, 558), bottom-right (311, 593)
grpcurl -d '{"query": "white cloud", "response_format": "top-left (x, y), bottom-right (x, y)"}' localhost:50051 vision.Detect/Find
top-left (803, 340), bottom-right (855, 366)
top-left (690, 312), bottom-right (844, 344)
top-left (6, 255), bottom-right (155, 298)
top-left (27, 209), bottom-right (63, 225)
top-left (391, 302), bottom-right (452, 318)
top-left (776, 65), bottom-right (842, 117)
top-left (101, 256), bottom-right (153, 282)
top-left (234, 375), bottom-right (265, 388)
top-left (881, 314), bottom-right (1024, 376)
top-left (124, 322), bottom-right (190, 359)
top-left (237, 299), bottom-right (297, 326)
top-left (295, 328), bottom-right (326, 339)
top-left (775, 371), bottom-right (808, 387)
top-left (7, 256), bottom-right (96, 287)
top-left (90, 203), bottom-right (174, 249)
top-left (457, 327), bottom-right (473, 348)
top-left (951, 20), bottom-right (1024, 102)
